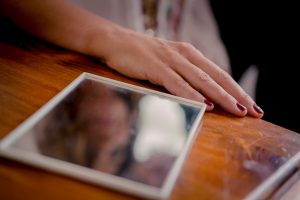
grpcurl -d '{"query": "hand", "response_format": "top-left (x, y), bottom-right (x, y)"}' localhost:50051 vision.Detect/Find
top-left (0, 0), bottom-right (263, 118)
top-left (89, 28), bottom-right (264, 118)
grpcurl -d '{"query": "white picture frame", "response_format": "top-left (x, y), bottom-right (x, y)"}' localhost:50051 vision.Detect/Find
top-left (0, 72), bottom-right (206, 200)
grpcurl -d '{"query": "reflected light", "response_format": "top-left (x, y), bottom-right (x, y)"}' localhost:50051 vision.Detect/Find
top-left (134, 95), bottom-right (187, 162)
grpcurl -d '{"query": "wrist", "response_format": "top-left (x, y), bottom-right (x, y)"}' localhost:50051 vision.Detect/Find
top-left (84, 20), bottom-right (128, 62)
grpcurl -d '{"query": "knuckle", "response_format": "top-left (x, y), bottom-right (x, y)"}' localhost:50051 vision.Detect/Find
top-left (146, 65), bottom-right (166, 85)
top-left (197, 71), bottom-right (212, 82)
top-left (167, 51), bottom-right (180, 63)
top-left (218, 90), bottom-right (230, 100)
top-left (219, 71), bottom-right (232, 81)
top-left (156, 39), bottom-right (171, 53)
top-left (178, 42), bottom-right (194, 53)
top-left (240, 92), bottom-right (252, 102)
top-left (158, 46), bottom-right (179, 63)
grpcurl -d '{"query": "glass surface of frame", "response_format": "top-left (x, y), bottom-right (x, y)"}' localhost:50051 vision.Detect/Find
top-left (0, 72), bottom-right (206, 199)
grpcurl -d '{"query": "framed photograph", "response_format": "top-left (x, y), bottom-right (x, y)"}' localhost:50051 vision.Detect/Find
top-left (0, 72), bottom-right (206, 199)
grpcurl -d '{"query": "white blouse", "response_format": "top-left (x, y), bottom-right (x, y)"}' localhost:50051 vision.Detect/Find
top-left (71, 0), bottom-right (230, 72)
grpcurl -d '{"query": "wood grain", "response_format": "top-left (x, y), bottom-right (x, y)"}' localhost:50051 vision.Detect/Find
top-left (1, 20), bottom-right (300, 200)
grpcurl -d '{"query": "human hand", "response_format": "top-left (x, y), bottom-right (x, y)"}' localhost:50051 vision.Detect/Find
top-left (89, 28), bottom-right (264, 118)
top-left (0, 0), bottom-right (263, 118)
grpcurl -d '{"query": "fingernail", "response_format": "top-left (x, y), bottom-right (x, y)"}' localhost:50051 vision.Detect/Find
top-left (253, 104), bottom-right (264, 114)
top-left (204, 99), bottom-right (213, 107)
top-left (236, 102), bottom-right (246, 112)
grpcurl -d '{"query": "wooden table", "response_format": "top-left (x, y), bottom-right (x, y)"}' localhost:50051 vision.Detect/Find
top-left (1, 20), bottom-right (300, 200)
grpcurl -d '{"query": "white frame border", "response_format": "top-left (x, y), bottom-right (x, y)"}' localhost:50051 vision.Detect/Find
top-left (0, 72), bottom-right (206, 200)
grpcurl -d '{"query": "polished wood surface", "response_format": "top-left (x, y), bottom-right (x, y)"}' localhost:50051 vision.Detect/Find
top-left (1, 20), bottom-right (300, 200)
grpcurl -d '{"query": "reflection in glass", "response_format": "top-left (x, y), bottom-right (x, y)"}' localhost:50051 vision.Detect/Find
top-left (12, 79), bottom-right (201, 187)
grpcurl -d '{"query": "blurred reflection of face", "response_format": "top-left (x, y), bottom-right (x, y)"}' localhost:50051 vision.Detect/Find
top-left (76, 84), bottom-right (131, 174)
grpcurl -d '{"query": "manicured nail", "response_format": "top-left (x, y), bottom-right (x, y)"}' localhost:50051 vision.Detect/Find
top-left (204, 99), bottom-right (213, 107)
top-left (253, 104), bottom-right (264, 114)
top-left (236, 102), bottom-right (246, 112)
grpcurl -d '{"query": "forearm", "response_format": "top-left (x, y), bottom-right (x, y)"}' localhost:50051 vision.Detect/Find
top-left (0, 0), bottom-right (124, 59)
top-left (0, 0), bottom-right (264, 118)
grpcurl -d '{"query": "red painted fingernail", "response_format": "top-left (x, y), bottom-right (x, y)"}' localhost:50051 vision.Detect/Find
top-left (253, 104), bottom-right (264, 114)
top-left (204, 99), bottom-right (213, 107)
top-left (236, 102), bottom-right (246, 112)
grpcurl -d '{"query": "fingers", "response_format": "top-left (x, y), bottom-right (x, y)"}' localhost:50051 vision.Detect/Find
top-left (203, 58), bottom-right (263, 118)
top-left (147, 64), bottom-right (214, 111)
top-left (167, 52), bottom-right (247, 117)
top-left (103, 32), bottom-right (262, 117)
top-left (174, 42), bottom-right (264, 118)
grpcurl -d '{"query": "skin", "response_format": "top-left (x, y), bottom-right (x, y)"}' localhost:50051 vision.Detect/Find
top-left (0, 0), bottom-right (264, 118)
